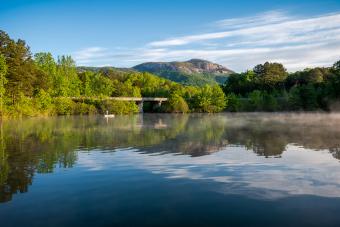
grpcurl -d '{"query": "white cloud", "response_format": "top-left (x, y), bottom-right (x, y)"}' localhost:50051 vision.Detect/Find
top-left (214, 10), bottom-right (291, 29)
top-left (148, 13), bottom-right (340, 48)
top-left (71, 11), bottom-right (340, 71)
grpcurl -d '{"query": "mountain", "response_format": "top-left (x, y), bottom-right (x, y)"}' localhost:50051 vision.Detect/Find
top-left (133, 59), bottom-right (234, 86)
top-left (77, 66), bottom-right (134, 74)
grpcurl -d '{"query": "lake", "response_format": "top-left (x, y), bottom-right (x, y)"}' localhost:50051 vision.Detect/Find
top-left (1, 113), bottom-right (340, 227)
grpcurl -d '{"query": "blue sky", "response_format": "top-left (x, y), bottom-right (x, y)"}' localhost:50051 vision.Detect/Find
top-left (1, 0), bottom-right (340, 71)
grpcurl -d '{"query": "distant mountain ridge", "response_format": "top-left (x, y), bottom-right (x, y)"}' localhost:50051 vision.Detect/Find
top-left (133, 59), bottom-right (233, 74)
top-left (133, 59), bottom-right (234, 85)
top-left (77, 59), bottom-right (234, 86)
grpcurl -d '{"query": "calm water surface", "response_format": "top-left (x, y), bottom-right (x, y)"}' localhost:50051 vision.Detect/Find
top-left (1, 113), bottom-right (340, 227)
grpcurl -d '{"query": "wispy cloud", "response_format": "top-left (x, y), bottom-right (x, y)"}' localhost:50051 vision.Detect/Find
top-left (213, 10), bottom-right (291, 29)
top-left (73, 47), bottom-right (135, 66)
top-left (72, 11), bottom-right (340, 71)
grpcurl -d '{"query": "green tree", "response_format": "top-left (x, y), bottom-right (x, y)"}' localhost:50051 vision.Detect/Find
top-left (0, 30), bottom-right (39, 100)
top-left (248, 90), bottom-right (263, 111)
top-left (289, 84), bottom-right (318, 110)
top-left (307, 68), bottom-right (324, 83)
top-left (0, 54), bottom-right (7, 115)
top-left (56, 56), bottom-right (81, 97)
top-left (167, 93), bottom-right (189, 113)
top-left (226, 93), bottom-right (241, 112)
top-left (222, 71), bottom-right (256, 95)
top-left (333, 60), bottom-right (340, 71)
top-left (35, 89), bottom-right (53, 112)
top-left (193, 85), bottom-right (226, 113)
top-left (254, 62), bottom-right (287, 89)
top-left (262, 92), bottom-right (278, 111)
top-left (34, 52), bottom-right (56, 92)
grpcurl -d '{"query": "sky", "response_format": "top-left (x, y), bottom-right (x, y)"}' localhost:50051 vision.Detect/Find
top-left (1, 0), bottom-right (340, 72)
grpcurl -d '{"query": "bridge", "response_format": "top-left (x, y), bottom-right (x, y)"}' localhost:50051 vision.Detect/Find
top-left (71, 97), bottom-right (168, 113)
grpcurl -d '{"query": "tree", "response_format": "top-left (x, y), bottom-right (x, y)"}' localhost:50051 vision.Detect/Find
top-left (55, 56), bottom-right (81, 97)
top-left (262, 92), bottom-right (278, 111)
top-left (289, 84), bottom-right (318, 110)
top-left (0, 54), bottom-right (7, 115)
top-left (249, 90), bottom-right (263, 111)
top-left (254, 62), bottom-right (287, 89)
top-left (0, 30), bottom-right (38, 100)
top-left (307, 68), bottom-right (324, 83)
top-left (167, 93), bottom-right (189, 113)
top-left (193, 85), bottom-right (226, 113)
top-left (222, 71), bottom-right (257, 95)
top-left (34, 52), bottom-right (56, 91)
top-left (333, 60), bottom-right (340, 71)
top-left (79, 71), bottom-right (94, 96)
top-left (226, 93), bottom-right (241, 112)
top-left (35, 89), bottom-right (52, 112)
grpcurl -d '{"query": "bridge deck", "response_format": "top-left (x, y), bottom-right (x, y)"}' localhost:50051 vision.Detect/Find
top-left (71, 97), bottom-right (168, 102)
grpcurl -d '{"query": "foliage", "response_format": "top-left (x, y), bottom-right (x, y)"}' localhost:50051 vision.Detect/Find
top-left (288, 84), bottom-right (318, 110)
top-left (0, 31), bottom-right (40, 99)
top-left (53, 97), bottom-right (75, 115)
top-left (222, 60), bottom-right (340, 112)
top-left (166, 93), bottom-right (189, 113)
top-left (73, 102), bottom-right (97, 115)
top-left (35, 89), bottom-right (53, 112)
top-left (226, 93), bottom-right (241, 112)
top-left (253, 62), bottom-right (287, 89)
top-left (333, 60), bottom-right (340, 71)
top-left (0, 54), bottom-right (8, 115)
top-left (99, 100), bottom-right (139, 115)
top-left (192, 85), bottom-right (226, 113)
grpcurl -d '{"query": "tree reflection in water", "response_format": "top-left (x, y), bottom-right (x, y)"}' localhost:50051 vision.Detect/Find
top-left (1, 113), bottom-right (340, 203)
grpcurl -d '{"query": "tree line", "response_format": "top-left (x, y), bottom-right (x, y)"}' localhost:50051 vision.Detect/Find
top-left (0, 30), bottom-right (226, 117)
top-left (222, 60), bottom-right (340, 111)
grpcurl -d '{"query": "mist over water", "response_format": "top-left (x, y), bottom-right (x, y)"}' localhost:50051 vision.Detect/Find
top-left (1, 113), bottom-right (340, 226)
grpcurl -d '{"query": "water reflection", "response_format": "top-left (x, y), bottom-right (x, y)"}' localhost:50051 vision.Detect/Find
top-left (1, 113), bottom-right (340, 203)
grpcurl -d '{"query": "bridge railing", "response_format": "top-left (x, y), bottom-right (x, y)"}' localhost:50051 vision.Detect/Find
top-left (70, 97), bottom-right (168, 102)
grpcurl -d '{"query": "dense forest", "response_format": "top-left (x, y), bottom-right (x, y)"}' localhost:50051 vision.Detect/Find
top-left (0, 29), bottom-right (340, 117)
top-left (0, 30), bottom-right (226, 117)
top-left (223, 61), bottom-right (340, 111)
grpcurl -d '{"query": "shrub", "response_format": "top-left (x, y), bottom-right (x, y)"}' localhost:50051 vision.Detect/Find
top-left (166, 94), bottom-right (189, 113)
top-left (192, 85), bottom-right (226, 113)
top-left (99, 100), bottom-right (139, 115)
top-left (73, 102), bottom-right (97, 115)
top-left (226, 93), bottom-right (241, 112)
top-left (35, 89), bottom-right (53, 112)
top-left (262, 92), bottom-right (278, 111)
top-left (53, 97), bottom-right (75, 115)
top-left (248, 90), bottom-right (263, 110)
top-left (7, 94), bottom-right (37, 117)
top-left (289, 84), bottom-right (318, 110)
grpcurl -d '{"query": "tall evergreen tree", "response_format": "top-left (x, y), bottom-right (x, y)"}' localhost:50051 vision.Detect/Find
top-left (0, 54), bottom-right (7, 115)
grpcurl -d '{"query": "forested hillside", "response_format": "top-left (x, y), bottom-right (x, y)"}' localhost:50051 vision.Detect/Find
top-left (222, 61), bottom-right (340, 111)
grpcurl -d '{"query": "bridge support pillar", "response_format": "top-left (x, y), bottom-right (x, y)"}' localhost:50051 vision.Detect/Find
top-left (138, 101), bottom-right (144, 113)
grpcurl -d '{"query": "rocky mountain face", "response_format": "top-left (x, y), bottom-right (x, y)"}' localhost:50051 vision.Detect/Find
top-left (132, 59), bottom-right (233, 86)
top-left (133, 59), bottom-right (233, 75)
